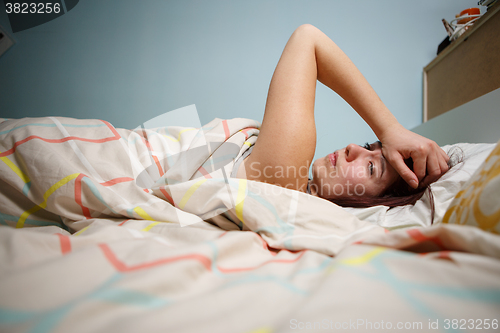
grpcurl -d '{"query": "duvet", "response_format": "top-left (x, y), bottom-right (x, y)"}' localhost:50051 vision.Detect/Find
top-left (0, 117), bottom-right (499, 333)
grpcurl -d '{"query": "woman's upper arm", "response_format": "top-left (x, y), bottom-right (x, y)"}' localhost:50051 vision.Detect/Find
top-left (242, 25), bottom-right (320, 190)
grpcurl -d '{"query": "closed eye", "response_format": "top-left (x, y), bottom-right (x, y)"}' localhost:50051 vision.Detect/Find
top-left (362, 142), bottom-right (371, 150)
top-left (369, 161), bottom-right (374, 176)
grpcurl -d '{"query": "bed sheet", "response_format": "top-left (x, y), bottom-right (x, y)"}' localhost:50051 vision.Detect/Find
top-left (1, 117), bottom-right (499, 332)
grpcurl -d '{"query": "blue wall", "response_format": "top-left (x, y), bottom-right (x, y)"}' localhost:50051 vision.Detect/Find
top-left (0, 0), bottom-right (482, 160)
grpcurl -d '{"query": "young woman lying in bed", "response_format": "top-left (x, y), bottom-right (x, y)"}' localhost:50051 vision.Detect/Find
top-left (234, 24), bottom-right (450, 208)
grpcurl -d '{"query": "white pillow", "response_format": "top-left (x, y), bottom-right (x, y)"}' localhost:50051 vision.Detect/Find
top-left (342, 143), bottom-right (495, 229)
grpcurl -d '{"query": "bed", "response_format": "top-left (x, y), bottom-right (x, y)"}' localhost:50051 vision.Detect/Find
top-left (0, 115), bottom-right (499, 333)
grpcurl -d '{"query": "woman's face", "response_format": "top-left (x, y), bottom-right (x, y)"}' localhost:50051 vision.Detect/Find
top-left (311, 142), bottom-right (399, 199)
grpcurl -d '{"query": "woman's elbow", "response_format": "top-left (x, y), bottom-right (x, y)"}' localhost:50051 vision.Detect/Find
top-left (294, 24), bottom-right (321, 36)
top-left (291, 24), bottom-right (324, 44)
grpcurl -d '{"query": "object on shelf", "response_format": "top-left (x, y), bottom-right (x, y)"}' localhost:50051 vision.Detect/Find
top-left (442, 18), bottom-right (454, 37)
top-left (437, 10), bottom-right (477, 55)
top-left (449, 8), bottom-right (482, 40)
top-left (437, 36), bottom-right (452, 55)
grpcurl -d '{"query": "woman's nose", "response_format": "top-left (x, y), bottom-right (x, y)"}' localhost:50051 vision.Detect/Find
top-left (345, 143), bottom-right (364, 162)
top-left (345, 143), bottom-right (381, 162)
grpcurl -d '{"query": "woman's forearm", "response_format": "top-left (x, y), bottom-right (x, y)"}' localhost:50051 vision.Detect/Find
top-left (309, 25), bottom-right (403, 138)
top-left (307, 25), bottom-right (449, 187)
top-left (244, 24), bottom-right (448, 190)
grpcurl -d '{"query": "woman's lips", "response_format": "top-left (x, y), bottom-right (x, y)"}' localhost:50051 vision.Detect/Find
top-left (328, 152), bottom-right (337, 167)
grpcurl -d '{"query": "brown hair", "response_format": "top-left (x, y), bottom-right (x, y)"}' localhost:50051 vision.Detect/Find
top-left (331, 187), bottom-right (427, 209)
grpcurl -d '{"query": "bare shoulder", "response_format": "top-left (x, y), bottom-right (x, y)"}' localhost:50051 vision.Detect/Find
top-left (237, 149), bottom-right (311, 192)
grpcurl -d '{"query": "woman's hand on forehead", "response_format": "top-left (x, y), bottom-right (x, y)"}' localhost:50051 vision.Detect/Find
top-left (378, 125), bottom-right (449, 189)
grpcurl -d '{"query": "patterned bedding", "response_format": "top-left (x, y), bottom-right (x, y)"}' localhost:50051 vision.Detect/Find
top-left (1, 117), bottom-right (499, 333)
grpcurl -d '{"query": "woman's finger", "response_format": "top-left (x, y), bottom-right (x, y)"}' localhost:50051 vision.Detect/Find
top-left (440, 148), bottom-right (450, 162)
top-left (420, 152), bottom-right (441, 188)
top-left (387, 152), bottom-right (419, 189)
top-left (439, 151), bottom-right (450, 172)
top-left (411, 150), bottom-right (427, 183)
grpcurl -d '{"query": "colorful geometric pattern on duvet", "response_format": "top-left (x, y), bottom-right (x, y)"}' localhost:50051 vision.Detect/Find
top-left (1, 221), bottom-right (499, 333)
top-left (1, 117), bottom-right (500, 333)
top-left (0, 116), bottom-right (260, 230)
